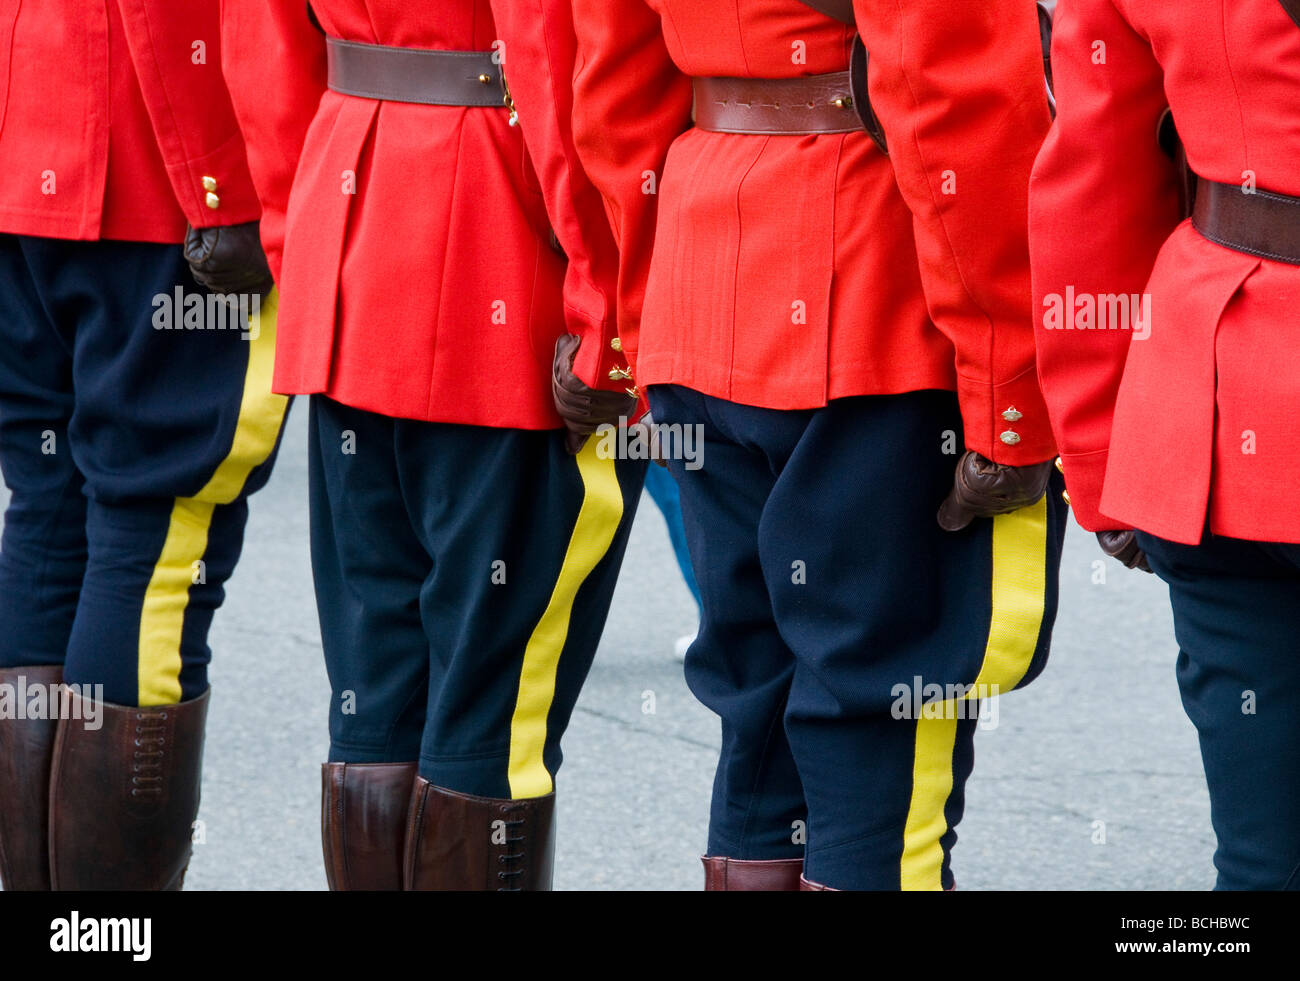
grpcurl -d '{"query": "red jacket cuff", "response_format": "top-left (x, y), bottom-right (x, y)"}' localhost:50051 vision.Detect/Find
top-left (1059, 447), bottom-right (1127, 532)
top-left (171, 131), bottom-right (262, 229)
top-left (957, 367), bottom-right (1056, 466)
top-left (571, 327), bottom-right (637, 401)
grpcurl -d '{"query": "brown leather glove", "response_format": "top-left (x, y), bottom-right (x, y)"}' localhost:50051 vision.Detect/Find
top-left (937, 450), bottom-right (1054, 532)
top-left (183, 221), bottom-right (273, 297)
top-left (552, 334), bottom-right (638, 455)
top-left (1096, 529), bottom-right (1153, 573)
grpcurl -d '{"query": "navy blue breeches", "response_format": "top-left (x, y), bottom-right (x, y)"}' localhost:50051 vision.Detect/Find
top-left (308, 395), bottom-right (645, 800)
top-left (1138, 530), bottom-right (1300, 891)
top-left (0, 235), bottom-right (287, 707)
top-left (648, 384), bottom-right (1068, 890)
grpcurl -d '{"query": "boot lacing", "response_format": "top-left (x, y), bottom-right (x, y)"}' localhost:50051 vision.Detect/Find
top-left (496, 802), bottom-right (528, 892)
top-left (132, 710), bottom-right (169, 798)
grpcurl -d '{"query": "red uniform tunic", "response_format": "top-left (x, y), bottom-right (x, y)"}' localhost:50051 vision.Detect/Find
top-left (220, 0), bottom-right (626, 429)
top-left (0, 0), bottom-right (259, 242)
top-left (1031, 0), bottom-right (1300, 544)
top-left (571, 0), bottom-right (1055, 465)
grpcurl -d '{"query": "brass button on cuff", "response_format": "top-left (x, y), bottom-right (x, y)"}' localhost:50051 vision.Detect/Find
top-left (204, 192), bottom-right (221, 210)
top-left (1002, 407), bottom-right (1023, 422)
top-left (202, 176), bottom-right (218, 192)
top-left (999, 431), bottom-right (1021, 446)
top-left (609, 366), bottom-right (633, 382)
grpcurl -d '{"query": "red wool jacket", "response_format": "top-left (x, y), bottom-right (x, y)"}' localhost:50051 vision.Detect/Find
top-left (1031, 0), bottom-right (1300, 544)
top-left (0, 0), bottom-right (259, 243)
top-left (220, 0), bottom-right (626, 429)
top-left (570, 0), bottom-right (1056, 465)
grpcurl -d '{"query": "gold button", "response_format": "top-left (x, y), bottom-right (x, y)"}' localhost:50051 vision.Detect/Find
top-left (479, 73), bottom-right (493, 84)
top-left (1062, 489), bottom-right (1072, 506)
top-left (205, 192), bottom-right (221, 210)
top-left (202, 176), bottom-right (218, 192)
top-left (1055, 457), bottom-right (1065, 474)
top-left (1002, 407), bottom-right (1023, 422)
top-left (610, 337), bottom-right (622, 352)
top-left (999, 431), bottom-right (1021, 446)
top-left (609, 366), bottom-right (633, 382)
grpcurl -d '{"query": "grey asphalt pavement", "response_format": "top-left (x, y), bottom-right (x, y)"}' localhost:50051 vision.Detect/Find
top-left (6, 403), bottom-right (1216, 890)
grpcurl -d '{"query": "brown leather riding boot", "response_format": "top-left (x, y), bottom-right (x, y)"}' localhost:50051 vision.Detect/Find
top-left (321, 761), bottom-right (417, 890)
top-left (403, 777), bottom-right (556, 891)
top-left (48, 687), bottom-right (209, 890)
top-left (799, 875), bottom-right (839, 891)
top-left (702, 856), bottom-right (804, 891)
top-left (0, 665), bottom-right (63, 890)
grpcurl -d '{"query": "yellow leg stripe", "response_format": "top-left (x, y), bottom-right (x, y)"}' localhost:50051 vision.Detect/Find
top-left (507, 440), bottom-right (624, 798)
top-left (899, 496), bottom-right (1050, 889)
top-left (195, 289), bottom-right (290, 505)
top-left (900, 715), bottom-right (959, 891)
top-left (137, 499), bottom-right (216, 706)
top-left (972, 495), bottom-right (1051, 694)
top-left (136, 290), bottom-right (289, 707)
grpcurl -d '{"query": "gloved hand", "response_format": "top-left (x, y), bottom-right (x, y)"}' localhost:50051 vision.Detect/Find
top-left (1096, 529), bottom-right (1153, 573)
top-left (183, 221), bottom-right (274, 297)
top-left (552, 334), bottom-right (638, 455)
top-left (937, 450), bottom-right (1053, 532)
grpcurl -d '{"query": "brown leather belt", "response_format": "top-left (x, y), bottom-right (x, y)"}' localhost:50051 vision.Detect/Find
top-left (325, 35), bottom-right (505, 107)
top-left (1192, 179), bottom-right (1300, 266)
top-left (692, 72), bottom-right (864, 135)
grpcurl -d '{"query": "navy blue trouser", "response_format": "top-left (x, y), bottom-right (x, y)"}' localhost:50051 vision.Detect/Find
top-left (0, 235), bottom-right (287, 706)
top-left (649, 384), bottom-right (1067, 890)
top-left (308, 395), bottom-right (645, 800)
top-left (1138, 530), bottom-right (1300, 891)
